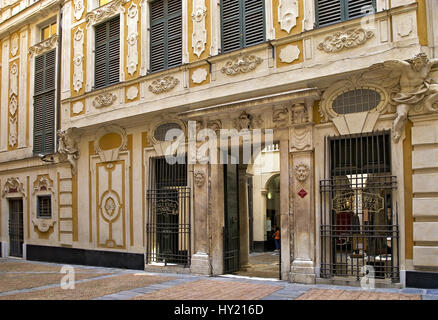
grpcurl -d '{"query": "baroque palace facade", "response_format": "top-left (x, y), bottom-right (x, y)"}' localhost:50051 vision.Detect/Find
top-left (0, 0), bottom-right (438, 288)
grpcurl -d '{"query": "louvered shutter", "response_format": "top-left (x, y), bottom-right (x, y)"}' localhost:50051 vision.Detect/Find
top-left (221, 0), bottom-right (265, 53)
top-left (315, 0), bottom-right (342, 27)
top-left (150, 0), bottom-right (182, 73)
top-left (94, 15), bottom-right (120, 89)
top-left (347, 0), bottom-right (375, 20)
top-left (33, 49), bottom-right (56, 155)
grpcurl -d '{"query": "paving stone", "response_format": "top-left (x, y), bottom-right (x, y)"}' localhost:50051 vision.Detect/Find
top-left (422, 295), bottom-right (438, 300)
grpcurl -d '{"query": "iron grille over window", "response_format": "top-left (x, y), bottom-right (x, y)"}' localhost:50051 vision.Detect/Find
top-left (33, 49), bottom-right (56, 155)
top-left (221, 0), bottom-right (265, 53)
top-left (146, 156), bottom-right (190, 267)
top-left (94, 15), bottom-right (120, 89)
top-left (320, 131), bottom-right (400, 282)
top-left (150, 0), bottom-right (182, 73)
top-left (37, 196), bottom-right (52, 218)
top-left (315, 0), bottom-right (376, 27)
top-left (333, 89), bottom-right (381, 115)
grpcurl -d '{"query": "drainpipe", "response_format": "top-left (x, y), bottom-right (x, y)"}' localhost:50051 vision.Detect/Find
top-left (56, 2), bottom-right (63, 151)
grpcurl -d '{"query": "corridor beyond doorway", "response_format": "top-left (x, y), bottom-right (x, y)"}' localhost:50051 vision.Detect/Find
top-left (232, 252), bottom-right (280, 279)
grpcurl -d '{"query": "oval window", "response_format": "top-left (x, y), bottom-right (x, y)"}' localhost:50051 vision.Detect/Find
top-left (154, 122), bottom-right (183, 141)
top-left (332, 89), bottom-right (381, 115)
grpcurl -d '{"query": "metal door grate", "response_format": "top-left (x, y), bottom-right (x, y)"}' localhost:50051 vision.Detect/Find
top-left (146, 156), bottom-right (191, 266)
top-left (320, 131), bottom-right (400, 282)
top-left (9, 199), bottom-right (23, 258)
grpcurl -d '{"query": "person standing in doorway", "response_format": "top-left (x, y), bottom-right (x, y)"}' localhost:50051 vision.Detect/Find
top-left (274, 227), bottom-right (280, 253)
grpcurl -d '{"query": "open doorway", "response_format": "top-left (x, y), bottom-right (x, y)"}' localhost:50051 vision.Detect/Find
top-left (224, 143), bottom-right (281, 279)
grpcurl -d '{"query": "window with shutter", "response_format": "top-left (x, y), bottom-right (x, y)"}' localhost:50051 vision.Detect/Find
top-left (94, 15), bottom-right (120, 89)
top-left (150, 0), bottom-right (182, 73)
top-left (33, 49), bottom-right (56, 155)
top-left (221, 0), bottom-right (265, 54)
top-left (315, 0), bottom-right (376, 27)
top-left (37, 195), bottom-right (52, 218)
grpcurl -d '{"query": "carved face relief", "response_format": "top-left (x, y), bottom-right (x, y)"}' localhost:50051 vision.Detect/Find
top-left (194, 171), bottom-right (205, 188)
top-left (291, 104), bottom-right (308, 124)
top-left (295, 163), bottom-right (310, 182)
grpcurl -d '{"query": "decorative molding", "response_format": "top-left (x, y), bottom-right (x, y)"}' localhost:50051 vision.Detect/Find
top-left (58, 128), bottom-right (82, 175)
top-left (32, 174), bottom-right (55, 195)
top-left (221, 54), bottom-right (263, 76)
top-left (10, 34), bottom-right (19, 56)
top-left (126, 85), bottom-right (138, 100)
top-left (86, 0), bottom-right (127, 26)
top-left (126, 3), bottom-right (139, 75)
top-left (2, 177), bottom-right (25, 198)
top-left (291, 103), bottom-right (309, 124)
top-left (194, 170), bottom-right (205, 188)
top-left (28, 35), bottom-right (59, 57)
top-left (9, 95), bottom-right (18, 116)
top-left (9, 115), bottom-right (17, 148)
top-left (148, 76), bottom-right (179, 94)
top-left (279, 44), bottom-right (300, 64)
top-left (290, 126), bottom-right (312, 152)
top-left (31, 174), bottom-right (56, 233)
top-left (234, 111), bottom-right (264, 130)
top-left (72, 101), bottom-right (84, 115)
top-left (92, 92), bottom-right (117, 108)
top-left (317, 28), bottom-right (374, 53)
top-left (278, 0), bottom-right (299, 34)
top-left (73, 0), bottom-right (85, 21)
top-left (94, 125), bottom-right (128, 162)
top-left (295, 163), bottom-right (310, 182)
top-left (273, 107), bottom-right (289, 127)
top-left (192, 67), bottom-right (208, 84)
top-left (73, 28), bottom-right (84, 92)
top-left (191, 0), bottom-right (207, 58)
top-left (9, 62), bottom-right (18, 98)
top-left (32, 219), bottom-right (56, 233)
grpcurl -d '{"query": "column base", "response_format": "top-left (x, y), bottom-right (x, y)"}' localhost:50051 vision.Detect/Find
top-left (290, 259), bottom-right (316, 284)
top-left (190, 252), bottom-right (211, 275)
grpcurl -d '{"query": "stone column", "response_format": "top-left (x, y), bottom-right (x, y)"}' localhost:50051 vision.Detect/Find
top-left (289, 101), bottom-right (316, 284)
top-left (190, 164), bottom-right (211, 275)
top-left (279, 137), bottom-right (291, 280)
top-left (239, 165), bottom-right (250, 269)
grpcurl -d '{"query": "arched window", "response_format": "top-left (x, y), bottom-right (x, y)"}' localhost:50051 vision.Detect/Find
top-left (332, 89), bottom-right (381, 115)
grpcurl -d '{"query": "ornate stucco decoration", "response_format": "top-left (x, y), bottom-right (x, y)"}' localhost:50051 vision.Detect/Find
top-left (10, 34), bottom-right (19, 56)
top-left (207, 120), bottom-right (222, 134)
top-left (221, 54), bottom-right (263, 76)
top-left (191, 0), bottom-right (207, 58)
top-left (72, 101), bottom-right (84, 115)
top-left (9, 62), bottom-right (18, 148)
top-left (2, 177), bottom-right (25, 198)
top-left (126, 85), bottom-right (138, 100)
top-left (86, 0), bottom-right (127, 26)
top-left (295, 163), bottom-right (310, 182)
top-left (28, 35), bottom-right (59, 57)
top-left (126, 3), bottom-right (139, 75)
top-left (234, 111), bottom-right (264, 130)
top-left (291, 103), bottom-right (309, 124)
top-left (31, 174), bottom-right (56, 233)
top-left (148, 76), bottom-right (179, 94)
top-left (192, 67), bottom-right (208, 84)
top-left (278, 0), bottom-right (299, 33)
top-left (317, 28), bottom-right (374, 53)
top-left (9, 63), bottom-right (18, 98)
top-left (73, 0), bottom-right (85, 21)
top-left (73, 28), bottom-right (84, 92)
top-left (94, 125), bottom-right (128, 162)
top-left (273, 107), bottom-right (289, 127)
top-left (361, 53), bottom-right (438, 142)
top-left (194, 170), bottom-right (205, 188)
top-left (58, 127), bottom-right (82, 175)
top-left (32, 175), bottom-right (55, 195)
top-left (93, 92), bottom-right (117, 108)
top-left (290, 126), bottom-right (312, 152)
top-left (9, 116), bottom-right (17, 147)
top-left (279, 44), bottom-right (300, 64)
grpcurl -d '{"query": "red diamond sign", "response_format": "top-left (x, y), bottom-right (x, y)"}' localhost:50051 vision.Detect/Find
top-left (298, 189), bottom-right (307, 198)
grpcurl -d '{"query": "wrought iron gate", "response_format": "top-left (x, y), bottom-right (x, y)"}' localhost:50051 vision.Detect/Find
top-left (9, 199), bottom-right (23, 257)
top-left (146, 156), bottom-right (191, 266)
top-left (224, 163), bottom-right (240, 273)
top-left (320, 131), bottom-right (400, 282)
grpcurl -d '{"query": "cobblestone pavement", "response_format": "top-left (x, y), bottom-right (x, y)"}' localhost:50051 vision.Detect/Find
top-left (0, 258), bottom-right (437, 300)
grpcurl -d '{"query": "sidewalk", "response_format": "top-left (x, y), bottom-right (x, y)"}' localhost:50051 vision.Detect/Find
top-left (0, 258), bottom-right (437, 300)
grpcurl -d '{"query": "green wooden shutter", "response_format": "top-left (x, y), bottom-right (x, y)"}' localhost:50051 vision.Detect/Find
top-left (347, 0), bottom-right (376, 20)
top-left (95, 15), bottom-right (120, 89)
top-left (221, 0), bottom-right (265, 53)
top-left (33, 49), bottom-right (56, 155)
top-left (316, 0), bottom-right (376, 27)
top-left (150, 0), bottom-right (182, 73)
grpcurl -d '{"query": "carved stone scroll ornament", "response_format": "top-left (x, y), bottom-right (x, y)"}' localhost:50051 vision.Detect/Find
top-left (86, 0), bottom-right (127, 25)
top-left (362, 53), bottom-right (438, 142)
top-left (194, 170), bottom-right (206, 188)
top-left (93, 92), bottom-right (117, 108)
top-left (28, 35), bottom-right (59, 57)
top-left (126, 3), bottom-right (139, 75)
top-left (278, 0), bottom-right (299, 34)
top-left (148, 76), bottom-right (179, 94)
top-left (2, 177), bottom-right (25, 198)
top-left (191, 0), bottom-right (207, 58)
top-left (58, 127), bottom-right (82, 175)
top-left (317, 28), bottom-right (374, 53)
top-left (221, 55), bottom-right (263, 76)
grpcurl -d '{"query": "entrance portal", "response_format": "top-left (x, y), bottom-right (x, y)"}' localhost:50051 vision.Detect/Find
top-left (9, 199), bottom-right (23, 258)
